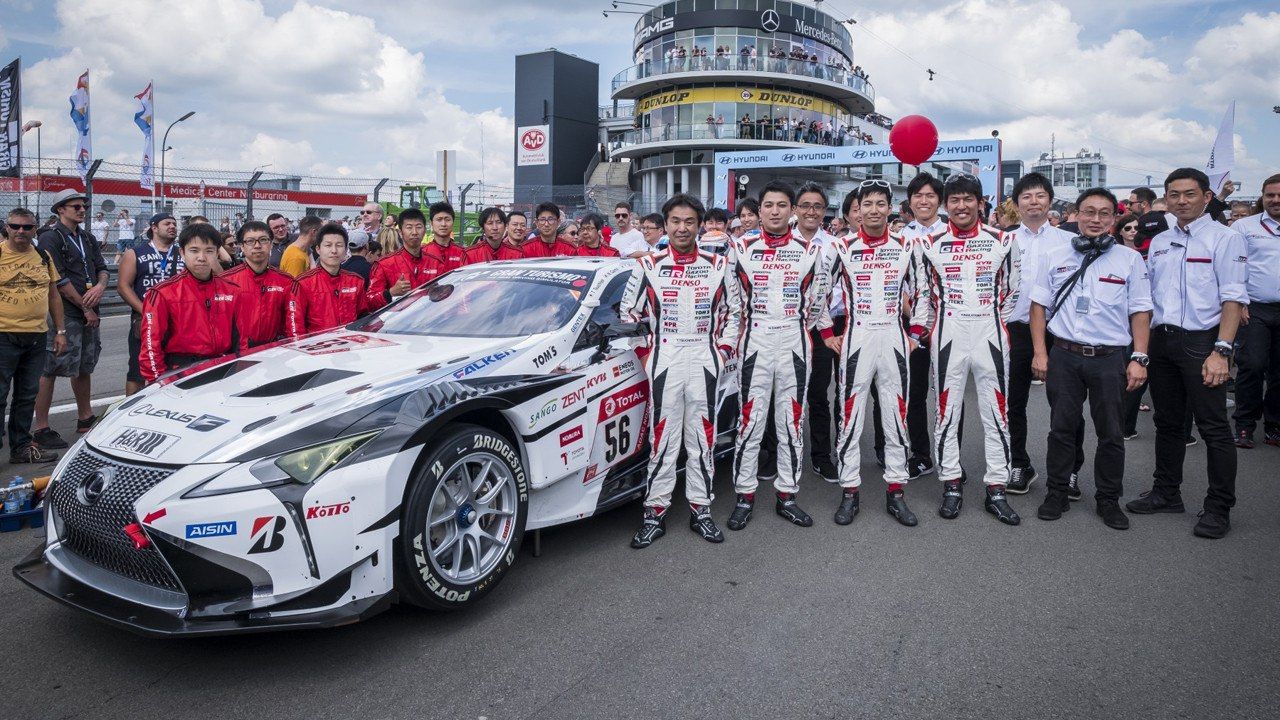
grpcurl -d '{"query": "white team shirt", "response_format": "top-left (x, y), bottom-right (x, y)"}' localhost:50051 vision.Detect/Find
top-left (1147, 213), bottom-right (1248, 330)
top-left (1228, 212), bottom-right (1280, 303)
top-left (1031, 241), bottom-right (1152, 347)
top-left (1008, 221), bottom-right (1075, 324)
top-left (612, 228), bottom-right (648, 256)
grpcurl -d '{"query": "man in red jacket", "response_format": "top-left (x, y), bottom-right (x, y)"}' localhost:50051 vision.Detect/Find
top-left (139, 224), bottom-right (242, 383)
top-left (464, 207), bottom-right (524, 265)
top-left (521, 202), bottom-right (576, 257)
top-left (288, 223), bottom-right (383, 336)
top-left (573, 213), bottom-right (621, 257)
top-left (425, 201), bottom-right (466, 271)
top-left (366, 208), bottom-right (431, 305)
top-left (222, 220), bottom-right (295, 349)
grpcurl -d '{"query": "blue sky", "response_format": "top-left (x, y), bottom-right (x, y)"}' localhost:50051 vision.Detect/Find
top-left (2, 0), bottom-right (1276, 201)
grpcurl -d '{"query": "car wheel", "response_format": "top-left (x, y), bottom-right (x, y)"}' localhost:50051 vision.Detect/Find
top-left (398, 424), bottom-right (528, 610)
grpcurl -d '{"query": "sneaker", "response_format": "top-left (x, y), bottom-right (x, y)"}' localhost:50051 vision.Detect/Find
top-left (1186, 436), bottom-right (1198, 447)
top-left (834, 490), bottom-right (859, 525)
top-left (1265, 428), bottom-right (1280, 447)
top-left (1124, 432), bottom-right (1139, 441)
top-left (1192, 511), bottom-right (1230, 539)
top-left (1234, 429), bottom-right (1254, 449)
top-left (630, 508), bottom-right (667, 549)
top-left (939, 481), bottom-right (963, 519)
top-left (75, 414), bottom-right (97, 434)
top-left (32, 427), bottom-right (68, 450)
top-left (9, 443), bottom-right (59, 464)
top-left (775, 493), bottom-right (814, 527)
top-left (1006, 466), bottom-right (1036, 494)
top-left (1125, 490), bottom-right (1186, 515)
top-left (726, 494), bottom-right (754, 531)
top-left (1096, 501), bottom-right (1130, 530)
top-left (1037, 492), bottom-right (1069, 521)
top-left (1067, 473), bottom-right (1082, 501)
top-left (813, 459), bottom-right (839, 484)
top-left (688, 506), bottom-right (724, 543)
top-left (907, 456), bottom-right (934, 480)
top-left (885, 490), bottom-right (918, 527)
top-left (984, 486), bottom-right (1021, 526)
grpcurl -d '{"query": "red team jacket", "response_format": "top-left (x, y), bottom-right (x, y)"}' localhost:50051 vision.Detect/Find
top-left (221, 264), bottom-right (295, 349)
top-left (139, 271), bottom-right (241, 382)
top-left (463, 241), bottom-right (524, 265)
top-left (288, 267), bottom-right (382, 337)
top-left (520, 238), bottom-right (577, 258)
top-left (367, 242), bottom-right (463, 303)
top-left (572, 243), bottom-right (621, 258)
top-left (424, 240), bottom-right (466, 273)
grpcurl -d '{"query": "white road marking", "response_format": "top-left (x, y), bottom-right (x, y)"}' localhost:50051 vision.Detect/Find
top-left (50, 393), bottom-right (127, 416)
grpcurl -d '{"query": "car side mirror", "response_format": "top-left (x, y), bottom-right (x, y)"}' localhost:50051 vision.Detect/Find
top-left (603, 321), bottom-right (644, 340)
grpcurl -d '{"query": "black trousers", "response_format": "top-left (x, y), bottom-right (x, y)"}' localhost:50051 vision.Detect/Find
top-left (1233, 301), bottom-right (1280, 434)
top-left (1008, 321), bottom-right (1084, 473)
top-left (1122, 380), bottom-right (1195, 438)
top-left (0, 332), bottom-right (46, 450)
top-left (1045, 346), bottom-right (1126, 501)
top-left (1149, 326), bottom-right (1236, 516)
top-left (808, 316), bottom-right (846, 466)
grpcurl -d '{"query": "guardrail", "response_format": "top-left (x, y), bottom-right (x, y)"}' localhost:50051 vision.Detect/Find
top-left (611, 58), bottom-right (874, 101)
top-left (611, 123), bottom-right (876, 149)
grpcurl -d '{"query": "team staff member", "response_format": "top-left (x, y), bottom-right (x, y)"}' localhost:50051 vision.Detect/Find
top-left (425, 202), bottom-right (466, 272)
top-left (139, 224), bottom-right (243, 383)
top-left (117, 213), bottom-right (183, 395)
top-left (463, 208), bottom-right (523, 265)
top-left (288, 223), bottom-right (382, 336)
top-left (1004, 172), bottom-right (1085, 496)
top-left (522, 202), bottom-right (575, 258)
top-left (915, 173), bottom-right (1021, 525)
top-left (727, 181), bottom-right (830, 530)
top-left (222, 221), bottom-right (295, 349)
top-left (1127, 168), bottom-right (1247, 539)
top-left (819, 180), bottom-right (923, 527)
top-left (1230, 173), bottom-right (1280, 448)
top-left (367, 208), bottom-right (432, 304)
top-left (795, 182), bottom-right (844, 482)
top-left (506, 212), bottom-right (529, 249)
top-left (621, 194), bottom-right (741, 548)
top-left (572, 214), bottom-right (621, 257)
top-left (1030, 188), bottom-right (1152, 529)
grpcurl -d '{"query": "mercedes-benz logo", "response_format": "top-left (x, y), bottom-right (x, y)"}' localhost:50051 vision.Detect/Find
top-left (77, 468), bottom-right (114, 506)
top-left (761, 9), bottom-right (780, 32)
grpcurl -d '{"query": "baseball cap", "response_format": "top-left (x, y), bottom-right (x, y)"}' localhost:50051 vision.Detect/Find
top-left (347, 228), bottom-right (371, 249)
top-left (149, 212), bottom-right (175, 226)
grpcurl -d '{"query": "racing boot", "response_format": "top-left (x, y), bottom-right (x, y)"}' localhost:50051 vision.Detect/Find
top-left (630, 507), bottom-right (666, 549)
top-left (726, 493), bottom-right (754, 531)
top-left (1006, 466), bottom-right (1036, 494)
top-left (885, 487), bottom-right (918, 527)
top-left (939, 480), bottom-right (963, 519)
top-left (688, 505), bottom-right (724, 543)
top-left (775, 492), bottom-right (814, 527)
top-left (984, 485), bottom-right (1021, 526)
top-left (834, 489), bottom-right (859, 525)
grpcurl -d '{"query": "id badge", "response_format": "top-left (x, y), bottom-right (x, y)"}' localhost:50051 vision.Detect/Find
top-left (1075, 295), bottom-right (1090, 314)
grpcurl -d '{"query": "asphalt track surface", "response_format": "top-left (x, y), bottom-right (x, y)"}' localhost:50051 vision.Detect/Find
top-left (1, 333), bottom-right (1278, 719)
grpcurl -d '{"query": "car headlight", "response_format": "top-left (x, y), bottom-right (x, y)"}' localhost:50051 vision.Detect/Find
top-left (184, 431), bottom-right (380, 498)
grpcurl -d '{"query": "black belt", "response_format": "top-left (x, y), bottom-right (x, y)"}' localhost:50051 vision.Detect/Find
top-left (1153, 324), bottom-right (1217, 339)
top-left (1054, 338), bottom-right (1124, 357)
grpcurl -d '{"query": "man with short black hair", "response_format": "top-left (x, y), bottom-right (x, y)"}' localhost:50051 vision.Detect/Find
top-left (1232, 173), bottom-right (1280, 447)
top-left (464, 207), bottom-right (523, 265)
top-left (574, 213), bottom-right (621, 257)
top-left (610, 202), bottom-right (646, 257)
top-left (520, 202), bottom-right (572, 258)
top-left (367, 208), bottom-right (434, 304)
top-left (280, 216), bottom-right (322, 278)
top-left (266, 213), bottom-right (291, 267)
top-left (795, 182), bottom-right (844, 482)
top-left (1127, 168), bottom-right (1246, 539)
top-left (222, 221), bottom-right (295, 350)
top-left (117, 212), bottom-right (183, 395)
top-left (1030, 188), bottom-right (1151, 529)
top-left (897, 173), bottom-right (946, 479)
top-left (425, 201), bottom-right (466, 272)
top-left (506, 212), bottom-right (529, 250)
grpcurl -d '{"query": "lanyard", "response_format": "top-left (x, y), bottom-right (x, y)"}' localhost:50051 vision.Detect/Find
top-left (155, 243), bottom-right (178, 279)
top-left (60, 227), bottom-right (92, 283)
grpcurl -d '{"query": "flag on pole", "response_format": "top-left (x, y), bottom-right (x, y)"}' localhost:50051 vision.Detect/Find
top-left (135, 81), bottom-right (155, 190)
top-left (1205, 100), bottom-right (1235, 196)
top-left (0, 58), bottom-right (21, 179)
top-left (69, 70), bottom-right (91, 181)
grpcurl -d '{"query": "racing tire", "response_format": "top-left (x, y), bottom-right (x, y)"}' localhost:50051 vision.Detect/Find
top-left (398, 424), bottom-right (528, 610)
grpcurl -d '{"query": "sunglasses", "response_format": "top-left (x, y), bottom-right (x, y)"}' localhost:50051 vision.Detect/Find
top-left (6, 222), bottom-right (36, 231)
top-left (614, 213), bottom-right (629, 218)
top-left (64, 203), bottom-right (87, 211)
top-left (859, 179), bottom-right (891, 189)
top-left (360, 210), bottom-right (378, 215)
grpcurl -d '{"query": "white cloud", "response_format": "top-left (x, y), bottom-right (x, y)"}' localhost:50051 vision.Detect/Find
top-left (1185, 11), bottom-right (1280, 108)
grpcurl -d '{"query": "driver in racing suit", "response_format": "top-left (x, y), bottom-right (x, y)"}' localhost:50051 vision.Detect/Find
top-left (621, 194), bottom-right (741, 549)
top-left (817, 180), bottom-right (924, 528)
top-left (914, 173), bottom-right (1022, 524)
top-left (727, 181), bottom-right (830, 530)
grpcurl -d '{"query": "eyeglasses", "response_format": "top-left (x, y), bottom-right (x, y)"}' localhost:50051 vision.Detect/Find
top-left (797, 203), bottom-right (826, 212)
top-left (239, 237), bottom-right (272, 247)
top-left (536, 216), bottom-right (559, 224)
top-left (1078, 210), bottom-right (1116, 220)
top-left (567, 230), bottom-right (580, 236)
top-left (6, 222), bottom-right (36, 231)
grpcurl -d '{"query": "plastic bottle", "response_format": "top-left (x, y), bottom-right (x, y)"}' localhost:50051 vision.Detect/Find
top-left (3, 478), bottom-right (21, 514)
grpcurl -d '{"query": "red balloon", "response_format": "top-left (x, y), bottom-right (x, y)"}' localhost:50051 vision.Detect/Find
top-left (888, 115), bottom-right (939, 166)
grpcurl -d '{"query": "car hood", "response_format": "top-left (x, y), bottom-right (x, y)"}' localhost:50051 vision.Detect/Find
top-left (87, 330), bottom-right (523, 465)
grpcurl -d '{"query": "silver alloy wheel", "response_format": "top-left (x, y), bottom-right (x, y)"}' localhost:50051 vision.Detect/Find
top-left (425, 451), bottom-right (519, 584)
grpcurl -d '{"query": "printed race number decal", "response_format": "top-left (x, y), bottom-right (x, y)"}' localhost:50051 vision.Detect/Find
top-left (604, 415), bottom-right (632, 463)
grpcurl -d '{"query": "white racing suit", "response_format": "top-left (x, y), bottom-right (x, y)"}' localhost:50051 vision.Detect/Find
top-left (730, 229), bottom-right (830, 495)
top-left (915, 222), bottom-right (1021, 486)
top-left (817, 229), bottom-right (924, 489)
top-left (621, 247), bottom-right (741, 510)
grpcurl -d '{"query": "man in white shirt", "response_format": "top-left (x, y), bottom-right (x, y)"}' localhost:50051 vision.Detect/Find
top-left (91, 212), bottom-right (111, 251)
top-left (610, 202), bottom-right (648, 258)
top-left (1030, 188), bottom-right (1152, 529)
top-left (1126, 168), bottom-right (1248, 539)
top-left (1230, 172), bottom-right (1280, 448)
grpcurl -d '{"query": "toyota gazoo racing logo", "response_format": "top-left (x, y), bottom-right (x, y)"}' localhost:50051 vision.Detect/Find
top-left (599, 381), bottom-right (648, 421)
top-left (520, 128), bottom-right (545, 151)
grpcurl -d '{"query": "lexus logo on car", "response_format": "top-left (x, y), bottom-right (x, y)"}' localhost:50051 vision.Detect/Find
top-left (761, 9), bottom-right (780, 32)
top-left (77, 468), bottom-right (114, 505)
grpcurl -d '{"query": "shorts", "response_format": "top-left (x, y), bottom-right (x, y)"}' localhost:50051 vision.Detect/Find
top-left (117, 236), bottom-right (138, 254)
top-left (44, 312), bottom-right (102, 378)
top-left (127, 313), bottom-right (143, 383)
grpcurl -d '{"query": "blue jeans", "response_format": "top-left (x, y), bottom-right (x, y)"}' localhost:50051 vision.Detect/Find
top-left (0, 332), bottom-right (46, 450)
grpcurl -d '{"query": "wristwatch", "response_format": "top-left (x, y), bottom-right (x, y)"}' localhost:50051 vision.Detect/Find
top-left (1213, 340), bottom-right (1235, 359)
top-left (1129, 352), bottom-right (1149, 367)
top-left (55, 329), bottom-right (67, 336)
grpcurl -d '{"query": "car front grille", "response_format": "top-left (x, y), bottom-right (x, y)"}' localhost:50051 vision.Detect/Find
top-left (48, 447), bottom-right (182, 592)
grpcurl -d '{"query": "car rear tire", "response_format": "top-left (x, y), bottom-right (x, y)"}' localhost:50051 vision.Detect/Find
top-left (398, 424), bottom-right (528, 610)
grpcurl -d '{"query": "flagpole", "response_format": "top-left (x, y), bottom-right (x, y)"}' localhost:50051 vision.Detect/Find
top-left (150, 80), bottom-right (156, 213)
top-left (16, 57), bottom-right (22, 208)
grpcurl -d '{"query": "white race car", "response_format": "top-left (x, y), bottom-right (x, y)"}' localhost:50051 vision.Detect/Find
top-left (15, 258), bottom-right (740, 636)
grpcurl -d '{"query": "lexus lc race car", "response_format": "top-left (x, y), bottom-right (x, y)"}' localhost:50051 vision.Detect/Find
top-left (14, 258), bottom-right (740, 636)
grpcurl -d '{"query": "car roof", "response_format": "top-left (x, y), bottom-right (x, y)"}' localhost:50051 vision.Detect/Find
top-left (458, 257), bottom-right (629, 272)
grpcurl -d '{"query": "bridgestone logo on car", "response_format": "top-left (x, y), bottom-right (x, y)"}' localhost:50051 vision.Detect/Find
top-left (306, 502), bottom-right (350, 519)
top-left (600, 381), bottom-right (647, 421)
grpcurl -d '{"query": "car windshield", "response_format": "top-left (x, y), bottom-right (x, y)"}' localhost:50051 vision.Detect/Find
top-left (353, 266), bottom-right (594, 338)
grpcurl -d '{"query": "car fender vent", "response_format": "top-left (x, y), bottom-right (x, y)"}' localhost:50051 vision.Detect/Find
top-left (175, 360), bottom-right (259, 390)
top-left (235, 369), bottom-right (362, 398)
